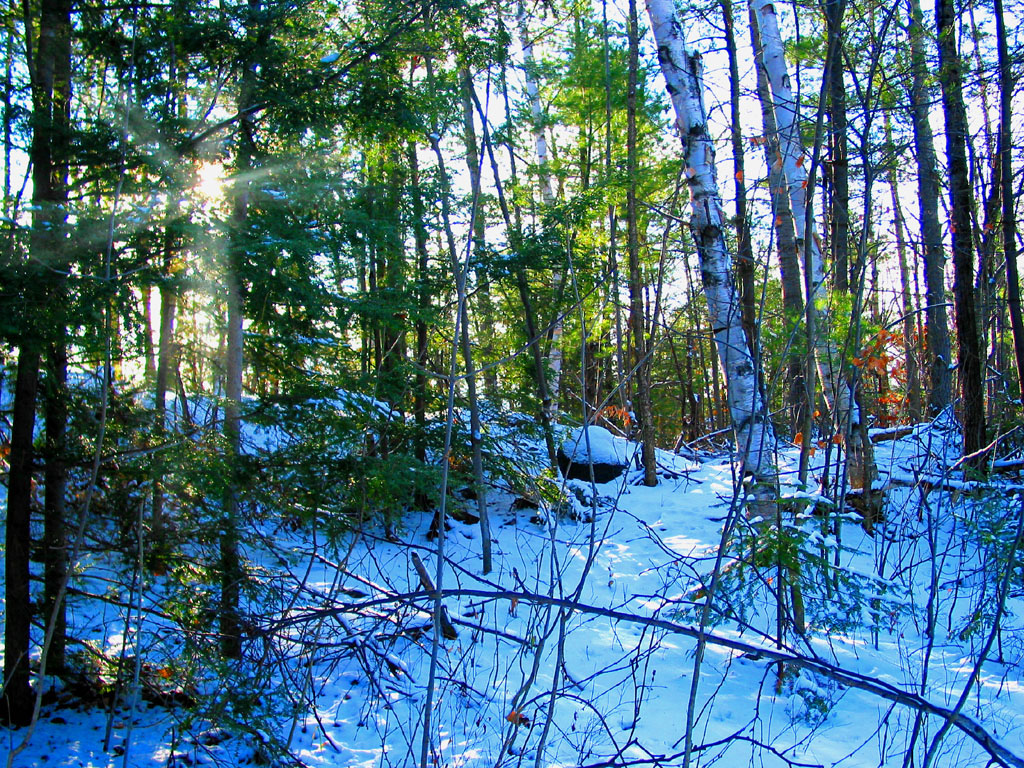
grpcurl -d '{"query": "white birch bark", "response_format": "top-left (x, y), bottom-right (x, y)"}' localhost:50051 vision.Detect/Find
top-left (517, 1), bottom-right (562, 418)
top-left (750, 0), bottom-right (857, 430)
top-left (646, 0), bottom-right (775, 480)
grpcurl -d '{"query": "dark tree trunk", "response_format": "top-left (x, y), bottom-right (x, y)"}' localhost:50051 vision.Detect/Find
top-left (221, 0), bottom-right (265, 658)
top-left (483, 59), bottom-right (559, 467)
top-left (627, 0), bottom-right (657, 485)
top-left (408, 141), bottom-right (431, 464)
top-left (826, 0), bottom-right (850, 294)
top-left (886, 116), bottom-right (923, 422)
top-left (4, 0), bottom-right (72, 725)
top-left (4, 346), bottom-right (41, 725)
top-left (994, 0), bottom-right (1024, 402)
top-left (936, 0), bottom-right (986, 463)
top-left (142, 285), bottom-right (157, 383)
top-left (43, 337), bottom-right (68, 675)
top-left (722, 0), bottom-right (756, 354)
top-left (40, 0), bottom-right (72, 678)
top-left (152, 207), bottom-right (180, 546)
top-left (909, 0), bottom-right (952, 414)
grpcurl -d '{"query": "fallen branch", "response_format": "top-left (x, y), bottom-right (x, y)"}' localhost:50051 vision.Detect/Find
top-left (267, 587), bottom-right (1024, 768)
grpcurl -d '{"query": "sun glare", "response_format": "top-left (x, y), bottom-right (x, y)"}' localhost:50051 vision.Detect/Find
top-left (195, 162), bottom-right (225, 201)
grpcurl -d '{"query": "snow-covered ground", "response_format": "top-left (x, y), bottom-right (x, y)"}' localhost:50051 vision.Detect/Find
top-left (3, 415), bottom-right (1024, 767)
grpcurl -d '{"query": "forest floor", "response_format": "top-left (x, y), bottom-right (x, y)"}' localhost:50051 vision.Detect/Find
top-left (2, 413), bottom-right (1024, 767)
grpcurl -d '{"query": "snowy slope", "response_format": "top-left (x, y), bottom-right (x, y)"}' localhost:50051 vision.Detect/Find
top-left (3, 416), bottom-right (1023, 768)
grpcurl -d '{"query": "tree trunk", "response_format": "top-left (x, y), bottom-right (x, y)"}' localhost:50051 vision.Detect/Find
top-left (751, 0), bottom-right (854, 439)
top-left (4, 345), bottom-right (41, 725)
top-left (826, 0), bottom-right (850, 295)
top-left (517, 1), bottom-right (563, 419)
top-left (445, 69), bottom-right (492, 571)
top-left (152, 203), bottom-right (180, 547)
top-left (43, 337), bottom-right (68, 675)
top-left (908, 0), bottom-right (952, 414)
top-left (3, 0), bottom-right (73, 725)
top-left (479, 66), bottom-right (558, 467)
top-left (427, 126), bottom-right (492, 573)
top-left (750, 6), bottom-right (806, 436)
top-left (647, 0), bottom-right (776, 482)
top-left (142, 285), bottom-right (157, 383)
top-left (221, 0), bottom-right (265, 658)
top-left (461, 67), bottom-right (498, 401)
top-left (885, 115), bottom-right (923, 422)
top-left (627, 0), bottom-right (657, 485)
top-left (408, 141), bottom-right (431, 464)
top-left (994, 0), bottom-right (1024, 406)
top-left (722, 0), bottom-right (756, 354)
top-left (40, 0), bottom-right (72, 678)
top-left (936, 0), bottom-right (986, 464)
top-left (2, 19), bottom-right (13, 225)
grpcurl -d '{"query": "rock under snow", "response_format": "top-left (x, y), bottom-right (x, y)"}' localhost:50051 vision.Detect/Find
top-left (557, 426), bottom-right (630, 483)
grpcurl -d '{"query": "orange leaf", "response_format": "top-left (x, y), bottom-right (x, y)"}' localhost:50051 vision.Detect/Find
top-left (795, 155), bottom-right (805, 167)
top-left (735, 170), bottom-right (744, 182)
top-left (506, 710), bottom-right (531, 726)
top-left (793, 431), bottom-right (803, 446)
top-left (832, 434), bottom-right (844, 445)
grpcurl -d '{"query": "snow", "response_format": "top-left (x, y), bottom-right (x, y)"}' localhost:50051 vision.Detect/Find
top-left (3, 416), bottom-right (1024, 767)
top-left (561, 425), bottom-right (630, 465)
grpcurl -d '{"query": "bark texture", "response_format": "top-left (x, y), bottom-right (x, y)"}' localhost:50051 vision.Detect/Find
top-left (908, 0), bottom-right (952, 414)
top-left (221, 0), bottom-right (266, 658)
top-left (647, 0), bottom-right (775, 479)
top-left (936, 0), bottom-right (986, 463)
top-left (751, 0), bottom-right (855, 436)
top-left (750, 6), bottom-right (806, 435)
top-left (517, 1), bottom-right (563, 417)
top-left (994, 0), bottom-right (1024, 404)
top-left (3, 0), bottom-right (73, 725)
top-left (627, 0), bottom-right (657, 485)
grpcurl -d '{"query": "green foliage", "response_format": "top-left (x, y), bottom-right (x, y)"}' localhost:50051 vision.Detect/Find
top-left (952, 494), bottom-right (1024, 641)
top-left (705, 502), bottom-right (909, 638)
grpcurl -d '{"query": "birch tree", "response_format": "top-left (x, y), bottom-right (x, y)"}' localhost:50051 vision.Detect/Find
top-left (749, 6), bottom-right (806, 436)
top-left (517, 1), bottom-right (563, 420)
top-left (645, 0), bottom-right (775, 483)
top-left (750, 0), bottom-right (856, 441)
top-left (750, 0), bottom-right (883, 517)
